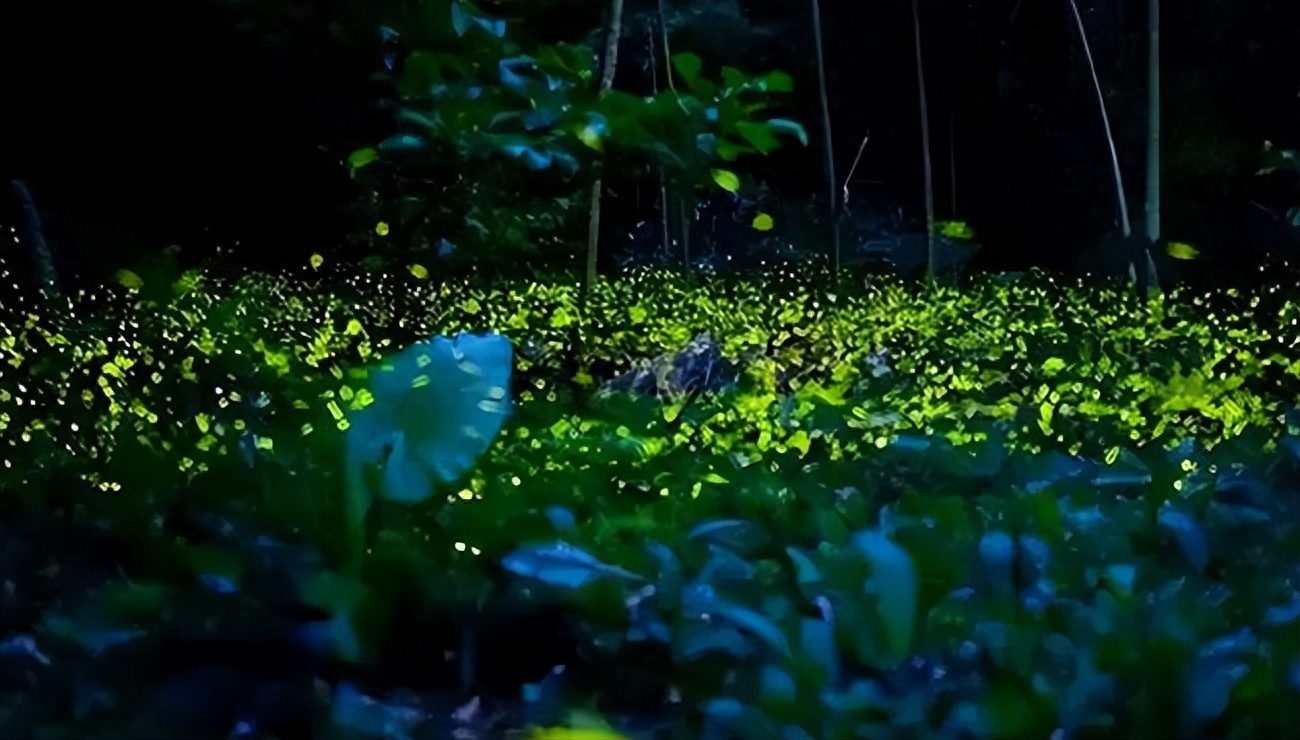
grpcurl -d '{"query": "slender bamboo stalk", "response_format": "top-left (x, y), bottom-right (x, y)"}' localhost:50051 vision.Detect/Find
top-left (1143, 0), bottom-right (1162, 293)
top-left (1067, 0), bottom-right (1132, 237)
top-left (911, 0), bottom-right (936, 283)
top-left (584, 0), bottom-right (625, 289)
top-left (810, 0), bottom-right (839, 272)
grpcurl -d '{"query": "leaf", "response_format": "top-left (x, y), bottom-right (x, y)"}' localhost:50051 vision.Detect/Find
top-left (689, 519), bottom-right (770, 554)
top-left (759, 71), bottom-right (795, 93)
top-left (450, 1), bottom-right (472, 37)
top-left (500, 542), bottom-right (643, 589)
top-left (758, 664), bottom-right (797, 702)
top-left (766, 118), bottom-right (808, 146)
top-left (1157, 504), bottom-right (1209, 573)
top-left (1165, 241), bottom-right (1200, 260)
top-left (711, 169), bottom-right (741, 193)
top-left (735, 121), bottom-right (781, 154)
top-left (671, 52), bottom-right (703, 89)
top-left (347, 147), bottom-right (379, 170)
top-left (751, 213), bottom-right (774, 231)
top-left (577, 113), bottom-right (608, 150)
top-left (42, 614), bottom-right (146, 656)
top-left (785, 547), bottom-right (824, 588)
top-left (377, 134), bottom-right (425, 151)
top-left (408, 263), bottom-right (429, 279)
top-left (113, 269), bottom-right (144, 290)
top-left (852, 531), bottom-right (917, 661)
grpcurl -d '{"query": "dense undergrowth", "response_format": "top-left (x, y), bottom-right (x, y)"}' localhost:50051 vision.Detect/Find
top-left (1, 256), bottom-right (1298, 739)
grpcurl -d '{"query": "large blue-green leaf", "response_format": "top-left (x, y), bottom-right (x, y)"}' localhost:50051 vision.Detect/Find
top-left (1157, 504), bottom-right (1208, 573)
top-left (852, 530), bottom-right (917, 661)
top-left (696, 544), bottom-right (758, 583)
top-left (678, 622), bottom-right (755, 660)
top-left (501, 542), bottom-right (643, 590)
top-left (689, 519), bottom-right (769, 554)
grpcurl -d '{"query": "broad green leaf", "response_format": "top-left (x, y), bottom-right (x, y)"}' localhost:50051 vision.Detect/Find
top-left (113, 269), bottom-right (143, 289)
top-left (347, 147), bottom-right (379, 170)
top-left (671, 52), bottom-right (703, 89)
top-left (1166, 240), bottom-right (1200, 260)
top-left (712, 169), bottom-right (741, 193)
top-left (852, 531), bottom-right (917, 661)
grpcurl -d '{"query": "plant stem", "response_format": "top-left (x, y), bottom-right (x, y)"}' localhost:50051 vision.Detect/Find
top-left (911, 0), bottom-right (936, 284)
top-left (810, 0), bottom-right (840, 272)
top-left (584, 0), bottom-right (625, 290)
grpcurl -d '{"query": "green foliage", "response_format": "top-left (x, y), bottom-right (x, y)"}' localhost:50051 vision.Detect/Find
top-left (2, 260), bottom-right (1299, 737)
top-left (341, 0), bottom-right (806, 273)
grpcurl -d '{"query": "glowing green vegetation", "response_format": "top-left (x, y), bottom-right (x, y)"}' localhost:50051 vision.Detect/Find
top-left (1, 260), bottom-right (1298, 738)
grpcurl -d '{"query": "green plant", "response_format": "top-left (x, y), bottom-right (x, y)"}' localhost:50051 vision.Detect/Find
top-left (343, 0), bottom-right (807, 277)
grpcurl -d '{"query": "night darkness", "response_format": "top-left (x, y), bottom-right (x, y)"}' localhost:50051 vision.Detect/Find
top-left (2, 0), bottom-right (1298, 283)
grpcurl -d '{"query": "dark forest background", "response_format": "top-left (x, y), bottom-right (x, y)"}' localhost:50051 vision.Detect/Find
top-left (1, 0), bottom-right (1297, 285)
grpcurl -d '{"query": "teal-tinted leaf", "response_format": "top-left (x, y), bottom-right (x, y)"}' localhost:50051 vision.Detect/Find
top-left (786, 546), bottom-right (823, 588)
top-left (544, 506), bottom-right (577, 532)
top-left (852, 530), bottom-right (917, 661)
top-left (377, 134), bottom-right (426, 151)
top-left (679, 622), bottom-right (755, 660)
top-left (1016, 535), bottom-right (1051, 583)
top-left (1157, 504), bottom-right (1208, 573)
top-left (499, 56), bottom-right (538, 95)
top-left (474, 14), bottom-right (506, 37)
top-left (892, 435), bottom-right (932, 453)
top-left (979, 531), bottom-right (1015, 593)
top-left (700, 697), bottom-right (784, 738)
top-left (800, 616), bottom-right (839, 683)
top-left (689, 519), bottom-right (769, 554)
top-left (522, 665), bottom-right (567, 728)
top-left (1092, 448), bottom-right (1152, 487)
top-left (766, 118), bottom-right (808, 145)
top-left (711, 600), bottom-right (791, 656)
top-left (645, 541), bottom-right (682, 609)
top-left (696, 545), bottom-right (757, 583)
top-left (759, 663), bottom-right (797, 702)
top-left (521, 108), bottom-right (559, 131)
top-left (450, 1), bottom-right (472, 36)
top-left (198, 574), bottom-right (239, 594)
top-left (500, 542), bottom-right (643, 589)
top-left (350, 332), bottom-right (513, 505)
top-left (822, 679), bottom-right (894, 714)
top-left (330, 682), bottom-right (391, 735)
top-left (1263, 592), bottom-right (1300, 625)
top-left (41, 614), bottom-right (145, 656)
top-left (395, 108), bottom-right (435, 129)
top-left (1186, 658), bottom-right (1248, 724)
top-left (502, 143), bottom-right (555, 170)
